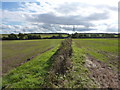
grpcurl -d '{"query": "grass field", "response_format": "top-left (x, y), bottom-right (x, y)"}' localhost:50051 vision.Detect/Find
top-left (2, 38), bottom-right (119, 88)
top-left (2, 39), bottom-right (63, 74)
top-left (3, 46), bottom-right (60, 88)
top-left (73, 38), bottom-right (118, 70)
top-left (71, 38), bottom-right (118, 88)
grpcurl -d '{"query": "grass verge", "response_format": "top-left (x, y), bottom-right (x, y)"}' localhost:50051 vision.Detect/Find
top-left (60, 42), bottom-right (98, 88)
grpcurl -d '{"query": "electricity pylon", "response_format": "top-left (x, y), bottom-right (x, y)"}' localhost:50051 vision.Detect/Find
top-left (73, 25), bottom-right (75, 33)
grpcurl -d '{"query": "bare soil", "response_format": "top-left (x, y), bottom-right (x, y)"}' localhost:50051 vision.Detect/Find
top-left (85, 54), bottom-right (119, 88)
top-left (45, 38), bottom-right (72, 88)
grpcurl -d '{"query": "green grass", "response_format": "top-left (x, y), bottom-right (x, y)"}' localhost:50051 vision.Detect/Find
top-left (61, 42), bottom-right (97, 88)
top-left (2, 46), bottom-right (60, 88)
top-left (63, 38), bottom-right (118, 88)
top-left (2, 38), bottom-right (118, 88)
top-left (2, 39), bottom-right (63, 74)
top-left (73, 38), bottom-right (118, 69)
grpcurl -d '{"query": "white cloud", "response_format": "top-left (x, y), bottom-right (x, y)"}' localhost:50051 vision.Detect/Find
top-left (1, 0), bottom-right (119, 33)
top-left (2, 10), bottom-right (26, 23)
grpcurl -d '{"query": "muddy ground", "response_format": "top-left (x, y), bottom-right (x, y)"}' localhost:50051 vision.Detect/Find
top-left (85, 54), bottom-right (119, 88)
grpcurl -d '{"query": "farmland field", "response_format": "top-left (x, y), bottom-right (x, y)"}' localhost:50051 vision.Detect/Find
top-left (73, 39), bottom-right (118, 70)
top-left (2, 38), bottom-right (119, 88)
top-left (3, 46), bottom-right (60, 88)
top-left (2, 39), bottom-right (63, 74)
top-left (71, 38), bottom-right (119, 88)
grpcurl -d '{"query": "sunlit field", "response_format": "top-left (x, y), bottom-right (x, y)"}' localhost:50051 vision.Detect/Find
top-left (2, 39), bottom-right (63, 74)
top-left (2, 38), bottom-right (119, 88)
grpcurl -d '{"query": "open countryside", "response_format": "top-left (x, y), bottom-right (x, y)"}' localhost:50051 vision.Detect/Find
top-left (2, 33), bottom-right (119, 88)
top-left (1, 0), bottom-right (119, 89)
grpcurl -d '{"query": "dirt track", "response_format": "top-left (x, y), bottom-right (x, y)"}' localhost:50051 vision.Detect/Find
top-left (85, 54), bottom-right (119, 88)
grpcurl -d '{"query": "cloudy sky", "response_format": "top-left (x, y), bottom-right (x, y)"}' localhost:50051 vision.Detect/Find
top-left (1, 0), bottom-right (119, 34)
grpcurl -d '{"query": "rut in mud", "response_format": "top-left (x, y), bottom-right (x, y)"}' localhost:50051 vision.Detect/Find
top-left (85, 54), bottom-right (119, 88)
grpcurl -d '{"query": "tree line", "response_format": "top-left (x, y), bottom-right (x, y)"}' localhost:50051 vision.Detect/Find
top-left (71, 33), bottom-right (119, 38)
top-left (1, 33), bottom-right (119, 40)
top-left (2, 33), bottom-right (41, 40)
top-left (2, 33), bottom-right (68, 40)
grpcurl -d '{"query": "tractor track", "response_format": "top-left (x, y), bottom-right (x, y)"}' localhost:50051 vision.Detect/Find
top-left (85, 54), bottom-right (119, 88)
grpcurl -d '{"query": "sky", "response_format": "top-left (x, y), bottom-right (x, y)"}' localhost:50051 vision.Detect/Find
top-left (1, 0), bottom-right (119, 34)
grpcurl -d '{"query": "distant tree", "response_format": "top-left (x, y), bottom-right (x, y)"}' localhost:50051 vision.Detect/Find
top-left (23, 35), bottom-right (28, 40)
top-left (27, 34), bottom-right (33, 39)
top-left (109, 34), bottom-right (114, 38)
top-left (51, 35), bottom-right (56, 39)
top-left (58, 34), bottom-right (62, 38)
top-left (18, 33), bottom-right (25, 40)
top-left (118, 34), bottom-right (120, 38)
top-left (27, 34), bottom-right (41, 39)
top-left (83, 34), bottom-right (87, 38)
top-left (78, 33), bottom-right (83, 38)
top-left (32, 35), bottom-right (38, 39)
top-left (91, 34), bottom-right (97, 38)
top-left (104, 34), bottom-right (110, 38)
top-left (2, 37), bottom-right (8, 40)
top-left (96, 34), bottom-right (100, 38)
top-left (71, 32), bottom-right (78, 38)
top-left (68, 34), bottom-right (72, 38)
top-left (38, 35), bottom-right (41, 39)
top-left (101, 34), bottom-right (106, 38)
top-left (8, 33), bottom-right (18, 40)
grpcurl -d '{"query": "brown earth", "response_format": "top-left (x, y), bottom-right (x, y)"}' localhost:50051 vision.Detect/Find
top-left (2, 47), bottom-right (54, 76)
top-left (45, 38), bottom-right (73, 88)
top-left (85, 54), bottom-right (119, 88)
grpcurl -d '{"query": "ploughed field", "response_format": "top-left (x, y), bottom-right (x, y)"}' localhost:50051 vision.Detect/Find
top-left (2, 39), bottom-right (63, 74)
top-left (2, 38), bottom-right (119, 88)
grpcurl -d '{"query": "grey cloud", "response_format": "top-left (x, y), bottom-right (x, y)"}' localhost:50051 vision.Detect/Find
top-left (42, 24), bottom-right (61, 31)
top-left (26, 11), bottom-right (108, 27)
top-left (61, 26), bottom-right (96, 31)
top-left (107, 25), bottom-right (118, 32)
top-left (96, 5), bottom-right (117, 11)
top-left (54, 2), bottom-right (117, 16)
top-left (86, 12), bottom-right (109, 20)
top-left (54, 2), bottom-right (80, 13)
top-left (27, 13), bottom-right (90, 25)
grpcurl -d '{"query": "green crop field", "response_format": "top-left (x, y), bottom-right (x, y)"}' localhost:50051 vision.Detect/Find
top-left (3, 47), bottom-right (60, 88)
top-left (73, 38), bottom-right (118, 69)
top-left (70, 38), bottom-right (119, 88)
top-left (2, 39), bottom-right (63, 74)
top-left (2, 38), bottom-right (119, 88)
